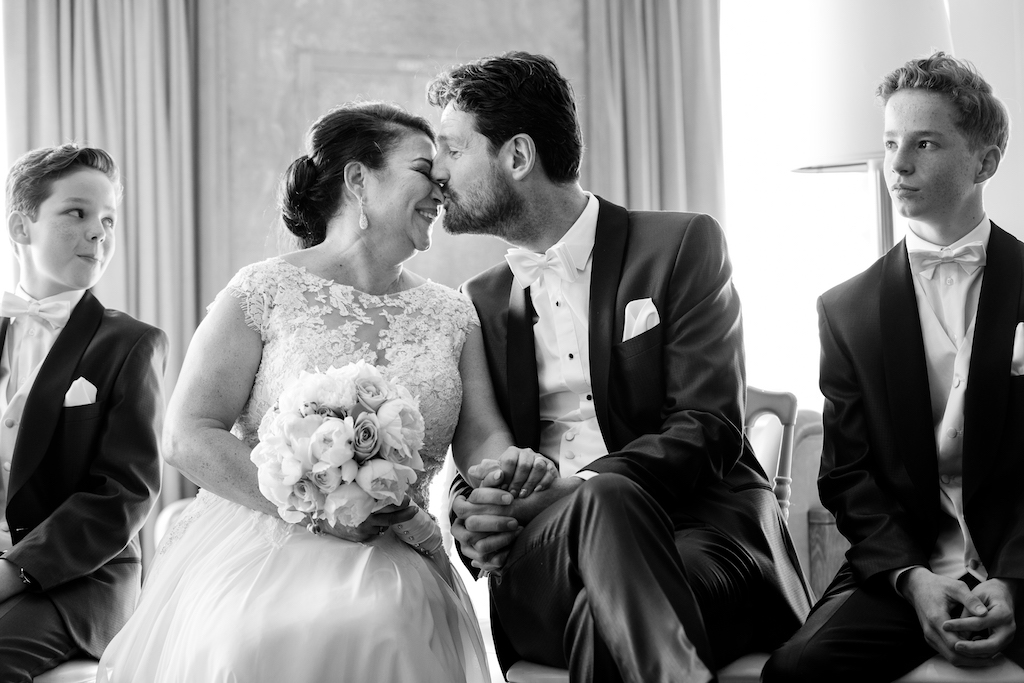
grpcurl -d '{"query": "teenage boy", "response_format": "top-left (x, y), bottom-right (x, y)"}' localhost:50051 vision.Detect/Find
top-left (765, 52), bottom-right (1023, 682)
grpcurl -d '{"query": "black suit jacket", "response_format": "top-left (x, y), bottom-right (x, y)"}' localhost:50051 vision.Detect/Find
top-left (1, 291), bottom-right (166, 657)
top-left (817, 223), bottom-right (1024, 588)
top-left (461, 196), bottom-right (812, 648)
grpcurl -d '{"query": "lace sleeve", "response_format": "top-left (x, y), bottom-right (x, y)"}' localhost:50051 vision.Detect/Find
top-left (209, 259), bottom-right (278, 341)
top-left (448, 288), bottom-right (480, 360)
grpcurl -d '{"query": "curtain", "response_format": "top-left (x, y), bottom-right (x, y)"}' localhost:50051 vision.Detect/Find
top-left (585, 0), bottom-right (725, 220)
top-left (3, 0), bottom-right (199, 565)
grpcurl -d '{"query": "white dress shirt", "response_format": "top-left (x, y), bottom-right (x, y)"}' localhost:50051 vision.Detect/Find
top-left (0, 286), bottom-right (86, 550)
top-left (899, 218), bottom-right (990, 584)
top-left (508, 193), bottom-right (610, 477)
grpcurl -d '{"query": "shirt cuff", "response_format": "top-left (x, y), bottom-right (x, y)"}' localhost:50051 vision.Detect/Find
top-left (891, 565), bottom-right (923, 594)
top-left (573, 470), bottom-right (599, 482)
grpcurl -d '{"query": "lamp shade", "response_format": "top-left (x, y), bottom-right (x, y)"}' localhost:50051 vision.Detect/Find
top-left (793, 0), bottom-right (954, 171)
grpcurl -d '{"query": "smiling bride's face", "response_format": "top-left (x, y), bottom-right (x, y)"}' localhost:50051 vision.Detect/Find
top-left (366, 131), bottom-right (444, 255)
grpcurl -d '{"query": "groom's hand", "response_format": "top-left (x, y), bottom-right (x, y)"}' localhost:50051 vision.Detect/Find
top-left (451, 488), bottom-right (518, 574)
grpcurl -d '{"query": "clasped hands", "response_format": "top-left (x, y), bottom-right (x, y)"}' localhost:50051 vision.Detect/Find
top-left (452, 447), bottom-right (560, 575)
top-left (900, 567), bottom-right (1018, 666)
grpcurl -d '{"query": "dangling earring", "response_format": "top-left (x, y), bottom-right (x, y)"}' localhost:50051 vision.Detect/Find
top-left (358, 196), bottom-right (369, 231)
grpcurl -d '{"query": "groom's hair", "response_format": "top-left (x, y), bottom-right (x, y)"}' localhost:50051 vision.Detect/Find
top-left (427, 51), bottom-right (583, 183)
top-left (877, 51), bottom-right (1010, 153)
top-left (7, 143), bottom-right (121, 220)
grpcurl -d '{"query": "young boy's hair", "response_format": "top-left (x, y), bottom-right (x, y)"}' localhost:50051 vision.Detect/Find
top-left (6, 143), bottom-right (122, 220)
top-left (877, 51), bottom-right (1010, 154)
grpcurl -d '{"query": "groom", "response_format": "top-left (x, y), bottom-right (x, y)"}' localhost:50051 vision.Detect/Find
top-left (430, 52), bottom-right (812, 682)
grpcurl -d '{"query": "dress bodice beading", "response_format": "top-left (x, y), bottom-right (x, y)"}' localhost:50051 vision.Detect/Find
top-left (222, 257), bottom-right (478, 509)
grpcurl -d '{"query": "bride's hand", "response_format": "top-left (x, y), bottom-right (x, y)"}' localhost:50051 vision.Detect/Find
top-left (469, 447), bottom-right (558, 498)
top-left (312, 499), bottom-right (418, 542)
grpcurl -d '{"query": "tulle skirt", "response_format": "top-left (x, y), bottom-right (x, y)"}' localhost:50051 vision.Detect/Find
top-left (98, 490), bottom-right (490, 683)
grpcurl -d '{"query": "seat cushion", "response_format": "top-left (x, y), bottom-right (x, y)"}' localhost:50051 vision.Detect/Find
top-left (33, 659), bottom-right (98, 683)
top-left (895, 656), bottom-right (1024, 682)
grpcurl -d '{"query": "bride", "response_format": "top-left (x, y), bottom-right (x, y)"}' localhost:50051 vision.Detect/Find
top-left (97, 102), bottom-right (554, 683)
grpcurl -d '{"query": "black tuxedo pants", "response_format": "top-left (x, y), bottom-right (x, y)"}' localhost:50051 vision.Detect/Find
top-left (0, 591), bottom-right (80, 682)
top-left (762, 570), bottom-right (1024, 682)
top-left (490, 473), bottom-right (772, 683)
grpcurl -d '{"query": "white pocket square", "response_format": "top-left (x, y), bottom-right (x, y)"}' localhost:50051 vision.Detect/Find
top-left (1012, 322), bottom-right (1024, 376)
top-left (64, 377), bottom-right (97, 407)
top-left (622, 297), bottom-right (660, 342)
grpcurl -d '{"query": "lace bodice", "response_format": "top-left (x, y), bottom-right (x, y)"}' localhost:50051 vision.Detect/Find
top-left (222, 257), bottom-right (478, 509)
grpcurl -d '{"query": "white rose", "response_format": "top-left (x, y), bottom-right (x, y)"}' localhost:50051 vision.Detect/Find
top-left (354, 458), bottom-right (417, 507)
top-left (310, 460), bottom-right (343, 494)
top-left (375, 393), bottom-right (425, 470)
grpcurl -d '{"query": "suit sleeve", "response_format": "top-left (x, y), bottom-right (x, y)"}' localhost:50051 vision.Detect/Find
top-left (582, 214), bottom-right (751, 510)
top-left (816, 297), bottom-right (931, 582)
top-left (6, 327), bottom-right (167, 590)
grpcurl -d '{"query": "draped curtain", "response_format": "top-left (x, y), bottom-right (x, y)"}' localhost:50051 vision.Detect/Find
top-left (585, 0), bottom-right (725, 220)
top-left (3, 0), bottom-right (199, 564)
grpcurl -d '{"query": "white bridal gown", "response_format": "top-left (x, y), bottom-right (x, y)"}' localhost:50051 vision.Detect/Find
top-left (98, 258), bottom-right (490, 683)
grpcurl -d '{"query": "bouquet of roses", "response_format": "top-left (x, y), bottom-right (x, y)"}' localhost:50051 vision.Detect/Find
top-left (250, 361), bottom-right (425, 530)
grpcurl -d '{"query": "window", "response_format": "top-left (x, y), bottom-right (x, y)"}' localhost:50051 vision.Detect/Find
top-left (721, 3), bottom-right (881, 413)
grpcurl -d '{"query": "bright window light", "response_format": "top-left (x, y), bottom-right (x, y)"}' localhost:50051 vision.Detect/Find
top-left (721, 1), bottom-right (881, 414)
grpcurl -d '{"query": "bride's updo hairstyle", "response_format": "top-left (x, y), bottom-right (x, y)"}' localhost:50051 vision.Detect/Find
top-left (280, 101), bottom-right (435, 248)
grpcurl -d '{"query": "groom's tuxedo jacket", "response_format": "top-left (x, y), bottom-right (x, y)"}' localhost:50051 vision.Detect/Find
top-left (461, 196), bottom-right (813, 642)
top-left (0, 291), bottom-right (166, 658)
top-left (816, 222), bottom-right (1024, 591)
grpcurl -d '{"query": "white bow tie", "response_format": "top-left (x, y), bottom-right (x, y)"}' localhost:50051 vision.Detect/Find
top-left (908, 241), bottom-right (987, 279)
top-left (505, 243), bottom-right (580, 289)
top-left (0, 291), bottom-right (72, 328)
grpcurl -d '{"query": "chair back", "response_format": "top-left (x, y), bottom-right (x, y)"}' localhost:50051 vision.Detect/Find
top-left (745, 387), bottom-right (798, 523)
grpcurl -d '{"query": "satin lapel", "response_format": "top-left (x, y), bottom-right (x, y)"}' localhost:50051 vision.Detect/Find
top-left (589, 197), bottom-right (628, 447)
top-left (963, 225), bottom-right (1021, 503)
top-left (0, 318), bottom-right (8, 357)
top-left (506, 283), bottom-right (541, 449)
top-left (9, 291), bottom-right (104, 498)
top-left (880, 242), bottom-right (939, 504)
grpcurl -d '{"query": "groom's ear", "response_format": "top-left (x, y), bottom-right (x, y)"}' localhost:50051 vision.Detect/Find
top-left (503, 133), bottom-right (537, 181)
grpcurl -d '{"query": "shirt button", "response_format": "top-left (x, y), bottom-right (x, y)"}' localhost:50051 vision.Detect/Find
top-left (28, 328), bottom-right (36, 336)
top-left (946, 427), bottom-right (958, 439)
top-left (3, 419), bottom-right (14, 428)
top-left (568, 353), bottom-right (574, 359)
top-left (945, 277), bottom-right (954, 285)
top-left (565, 431), bottom-right (576, 442)
top-left (940, 474), bottom-right (950, 484)
top-left (0, 522), bottom-right (8, 533)
top-left (586, 394), bottom-right (593, 401)
top-left (555, 301), bottom-right (561, 307)
top-left (969, 559), bottom-right (980, 570)
top-left (953, 376), bottom-right (961, 388)
top-left (2, 462), bottom-right (10, 472)
top-left (564, 452), bottom-right (576, 460)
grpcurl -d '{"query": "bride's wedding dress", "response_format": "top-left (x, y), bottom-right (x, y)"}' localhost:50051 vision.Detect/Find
top-left (98, 258), bottom-right (490, 683)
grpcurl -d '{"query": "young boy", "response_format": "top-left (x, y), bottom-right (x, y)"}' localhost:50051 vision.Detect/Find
top-left (764, 52), bottom-right (1023, 682)
top-left (0, 144), bottom-right (166, 681)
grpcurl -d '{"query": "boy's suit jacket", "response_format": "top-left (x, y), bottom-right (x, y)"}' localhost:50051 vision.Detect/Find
top-left (460, 196), bottom-right (813, 651)
top-left (817, 222), bottom-right (1024, 589)
top-left (0, 290), bottom-right (166, 658)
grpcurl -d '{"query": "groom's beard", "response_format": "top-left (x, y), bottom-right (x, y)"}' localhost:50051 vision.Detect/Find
top-left (441, 166), bottom-right (532, 244)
